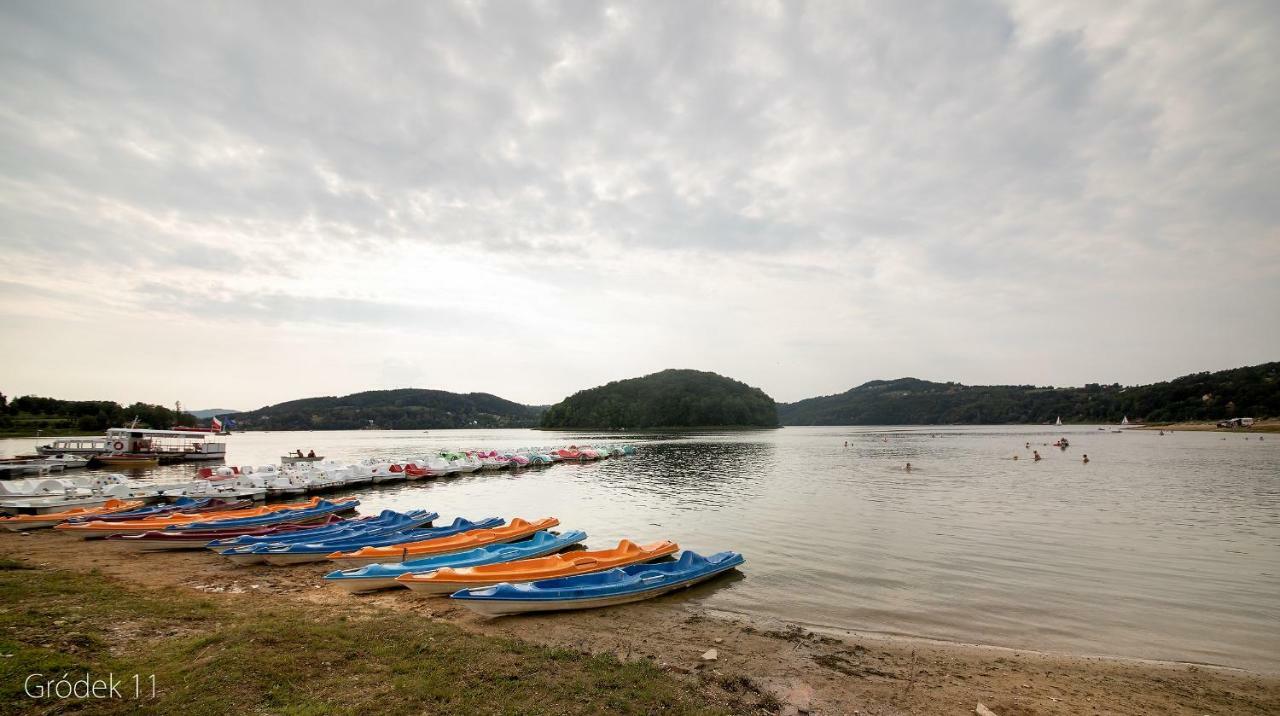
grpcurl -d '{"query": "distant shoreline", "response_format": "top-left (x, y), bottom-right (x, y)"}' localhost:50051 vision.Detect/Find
top-left (1133, 420), bottom-right (1280, 433)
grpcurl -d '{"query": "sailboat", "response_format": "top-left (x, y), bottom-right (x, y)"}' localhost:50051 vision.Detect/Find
top-left (1055, 416), bottom-right (1062, 426)
top-left (1121, 416), bottom-right (1129, 425)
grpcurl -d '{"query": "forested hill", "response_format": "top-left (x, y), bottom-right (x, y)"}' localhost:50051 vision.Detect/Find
top-left (233, 389), bottom-right (546, 430)
top-left (540, 369), bottom-right (779, 429)
top-left (777, 362), bottom-right (1280, 425)
top-left (0, 394), bottom-right (195, 436)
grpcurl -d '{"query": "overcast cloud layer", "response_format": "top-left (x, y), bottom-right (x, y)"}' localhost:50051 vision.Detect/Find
top-left (1, 0), bottom-right (1277, 409)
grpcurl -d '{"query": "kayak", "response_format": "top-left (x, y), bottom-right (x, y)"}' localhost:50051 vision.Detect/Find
top-left (0, 499), bottom-right (145, 531)
top-left (323, 529), bottom-right (588, 593)
top-left (55, 497), bottom-right (357, 539)
top-left (103, 514), bottom-right (348, 551)
top-left (450, 550), bottom-right (744, 616)
top-left (206, 510), bottom-right (437, 552)
top-left (397, 539), bottom-right (678, 595)
top-left (238, 516), bottom-right (503, 566)
top-left (67, 497), bottom-right (251, 523)
top-left (326, 517), bottom-right (558, 567)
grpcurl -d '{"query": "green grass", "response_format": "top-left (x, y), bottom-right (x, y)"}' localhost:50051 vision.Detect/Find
top-left (0, 560), bottom-right (728, 715)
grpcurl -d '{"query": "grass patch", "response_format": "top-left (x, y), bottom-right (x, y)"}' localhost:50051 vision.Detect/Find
top-left (0, 564), bottom-right (727, 715)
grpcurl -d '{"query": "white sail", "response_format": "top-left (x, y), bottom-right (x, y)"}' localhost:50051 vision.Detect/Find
top-left (1055, 416), bottom-right (1062, 426)
top-left (1121, 416), bottom-right (1129, 425)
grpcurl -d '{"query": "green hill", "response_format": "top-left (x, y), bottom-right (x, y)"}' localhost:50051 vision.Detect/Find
top-left (0, 394), bottom-right (195, 437)
top-left (777, 362), bottom-right (1280, 425)
top-left (540, 369), bottom-right (779, 429)
top-left (233, 389), bottom-right (545, 430)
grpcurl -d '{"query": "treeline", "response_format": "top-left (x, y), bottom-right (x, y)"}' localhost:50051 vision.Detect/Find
top-left (231, 389), bottom-right (546, 430)
top-left (540, 369), bottom-right (779, 429)
top-left (0, 393), bottom-right (196, 435)
top-left (777, 362), bottom-right (1280, 425)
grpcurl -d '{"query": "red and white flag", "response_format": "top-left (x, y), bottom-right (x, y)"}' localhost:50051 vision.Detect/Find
top-left (211, 416), bottom-right (223, 432)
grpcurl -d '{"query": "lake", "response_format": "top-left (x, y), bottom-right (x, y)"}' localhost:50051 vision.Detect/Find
top-left (3, 425), bottom-right (1278, 671)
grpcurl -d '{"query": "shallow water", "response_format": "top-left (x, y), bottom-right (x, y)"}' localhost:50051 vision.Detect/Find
top-left (4, 425), bottom-right (1278, 671)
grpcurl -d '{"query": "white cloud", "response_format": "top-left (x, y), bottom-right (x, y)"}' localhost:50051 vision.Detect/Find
top-left (0, 0), bottom-right (1276, 408)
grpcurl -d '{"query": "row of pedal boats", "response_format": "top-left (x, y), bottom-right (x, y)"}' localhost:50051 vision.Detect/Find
top-left (0, 496), bottom-right (742, 616)
top-left (0, 444), bottom-right (637, 514)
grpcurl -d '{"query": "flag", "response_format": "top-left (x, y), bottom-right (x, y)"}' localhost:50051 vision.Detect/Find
top-left (211, 416), bottom-right (223, 432)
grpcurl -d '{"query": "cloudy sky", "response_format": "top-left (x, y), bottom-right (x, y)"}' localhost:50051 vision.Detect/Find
top-left (0, 1), bottom-right (1276, 410)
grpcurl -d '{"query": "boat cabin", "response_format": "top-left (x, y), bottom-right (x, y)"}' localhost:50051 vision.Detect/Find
top-left (105, 428), bottom-right (227, 460)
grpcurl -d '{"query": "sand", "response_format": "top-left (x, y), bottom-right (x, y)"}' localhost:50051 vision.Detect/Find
top-left (3, 530), bottom-right (1277, 715)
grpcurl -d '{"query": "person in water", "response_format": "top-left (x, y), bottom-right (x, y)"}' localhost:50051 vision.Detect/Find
top-left (1082, 454), bottom-right (1090, 464)
top-left (844, 441), bottom-right (848, 448)
top-left (905, 462), bottom-right (912, 471)
top-left (1013, 454), bottom-right (1019, 460)
top-left (1033, 450), bottom-right (1042, 461)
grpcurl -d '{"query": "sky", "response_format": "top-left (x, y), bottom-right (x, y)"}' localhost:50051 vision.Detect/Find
top-left (0, 1), bottom-right (1277, 410)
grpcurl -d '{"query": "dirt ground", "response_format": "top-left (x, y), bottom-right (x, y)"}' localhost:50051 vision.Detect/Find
top-left (2, 530), bottom-right (1276, 716)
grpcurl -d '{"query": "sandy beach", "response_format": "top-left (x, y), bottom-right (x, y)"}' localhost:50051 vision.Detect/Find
top-left (3, 530), bottom-right (1276, 715)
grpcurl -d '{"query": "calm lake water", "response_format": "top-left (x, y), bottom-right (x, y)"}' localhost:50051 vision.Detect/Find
top-left (4, 425), bottom-right (1278, 671)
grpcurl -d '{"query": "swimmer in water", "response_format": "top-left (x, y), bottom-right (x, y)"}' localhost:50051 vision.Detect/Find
top-left (1013, 454), bottom-right (1019, 460)
top-left (905, 462), bottom-right (912, 472)
top-left (1033, 450), bottom-right (1042, 461)
top-left (1083, 454), bottom-right (1090, 464)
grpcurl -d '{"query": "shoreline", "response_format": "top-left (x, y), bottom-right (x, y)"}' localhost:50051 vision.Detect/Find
top-left (3, 531), bottom-right (1276, 714)
top-left (1133, 420), bottom-right (1280, 433)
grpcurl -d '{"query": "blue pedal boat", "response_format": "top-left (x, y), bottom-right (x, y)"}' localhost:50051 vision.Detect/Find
top-left (169, 498), bottom-right (358, 533)
top-left (449, 550), bottom-right (744, 616)
top-left (323, 530), bottom-right (588, 593)
top-left (237, 516), bottom-right (503, 566)
top-left (206, 509), bottom-right (436, 552)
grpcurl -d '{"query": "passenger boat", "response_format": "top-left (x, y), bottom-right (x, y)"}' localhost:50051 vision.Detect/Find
top-left (450, 550), bottom-right (744, 617)
top-left (39, 428), bottom-right (227, 463)
top-left (397, 539), bottom-right (678, 595)
top-left (326, 517), bottom-right (559, 567)
top-left (323, 530), bottom-right (588, 593)
top-left (246, 516), bottom-right (502, 566)
top-left (0, 499), bottom-right (144, 531)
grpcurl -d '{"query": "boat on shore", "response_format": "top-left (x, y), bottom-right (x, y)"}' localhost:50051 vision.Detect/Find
top-left (104, 514), bottom-right (349, 551)
top-left (0, 498), bottom-right (145, 531)
top-left (326, 517), bottom-right (558, 568)
top-left (450, 550), bottom-right (744, 616)
top-left (397, 539), bottom-right (678, 595)
top-left (55, 497), bottom-right (358, 539)
top-left (239, 516), bottom-right (501, 566)
top-left (323, 530), bottom-right (589, 593)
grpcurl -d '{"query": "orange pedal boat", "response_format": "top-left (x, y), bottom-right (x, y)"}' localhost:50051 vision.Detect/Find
top-left (396, 539), bottom-right (678, 594)
top-left (54, 497), bottom-right (352, 538)
top-left (327, 517), bottom-right (559, 567)
top-left (0, 499), bottom-right (145, 531)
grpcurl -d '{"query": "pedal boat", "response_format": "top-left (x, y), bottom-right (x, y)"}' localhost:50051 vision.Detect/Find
top-left (326, 517), bottom-right (558, 568)
top-left (247, 516), bottom-right (501, 566)
top-left (103, 514), bottom-right (346, 551)
top-left (54, 497), bottom-right (356, 539)
top-left (0, 499), bottom-right (144, 531)
top-left (450, 550), bottom-right (744, 617)
top-left (397, 539), bottom-right (677, 595)
top-left (323, 530), bottom-right (588, 593)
